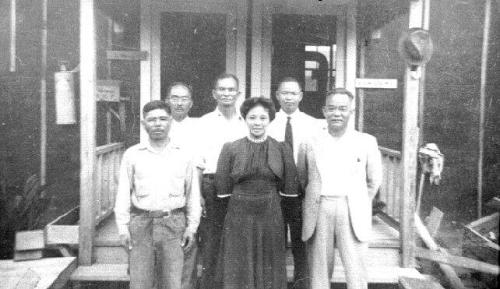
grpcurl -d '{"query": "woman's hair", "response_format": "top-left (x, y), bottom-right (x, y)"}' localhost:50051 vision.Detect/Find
top-left (240, 97), bottom-right (276, 121)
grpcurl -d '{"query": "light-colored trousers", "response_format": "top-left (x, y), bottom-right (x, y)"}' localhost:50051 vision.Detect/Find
top-left (307, 196), bottom-right (368, 289)
top-left (129, 212), bottom-right (187, 289)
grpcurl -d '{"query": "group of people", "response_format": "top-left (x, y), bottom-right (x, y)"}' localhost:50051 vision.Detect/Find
top-left (114, 73), bottom-right (383, 289)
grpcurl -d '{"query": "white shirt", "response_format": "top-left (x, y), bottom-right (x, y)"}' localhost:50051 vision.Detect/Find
top-left (267, 109), bottom-right (322, 163)
top-left (318, 129), bottom-right (354, 196)
top-left (114, 140), bottom-right (202, 236)
top-left (198, 108), bottom-right (247, 174)
top-left (168, 117), bottom-right (199, 149)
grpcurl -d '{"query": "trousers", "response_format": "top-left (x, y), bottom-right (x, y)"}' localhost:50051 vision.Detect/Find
top-left (129, 210), bottom-right (186, 289)
top-left (307, 196), bottom-right (368, 289)
top-left (281, 197), bottom-right (309, 289)
top-left (198, 175), bottom-right (228, 289)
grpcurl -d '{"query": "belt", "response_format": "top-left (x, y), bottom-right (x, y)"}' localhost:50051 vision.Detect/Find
top-left (203, 174), bottom-right (215, 179)
top-left (131, 206), bottom-right (185, 218)
top-left (320, 195), bottom-right (347, 199)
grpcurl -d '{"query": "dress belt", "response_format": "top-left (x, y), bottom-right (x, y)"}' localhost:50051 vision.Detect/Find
top-left (131, 206), bottom-right (185, 218)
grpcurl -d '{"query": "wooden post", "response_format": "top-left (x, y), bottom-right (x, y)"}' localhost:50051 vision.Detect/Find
top-left (79, 0), bottom-right (97, 266)
top-left (478, 0), bottom-right (492, 218)
top-left (140, 0), bottom-right (152, 142)
top-left (250, 0), bottom-right (263, 97)
top-left (401, 0), bottom-right (425, 268)
top-left (357, 39), bottom-right (366, 132)
top-left (40, 0), bottom-right (47, 186)
top-left (346, 2), bottom-right (357, 130)
top-left (10, 0), bottom-right (16, 72)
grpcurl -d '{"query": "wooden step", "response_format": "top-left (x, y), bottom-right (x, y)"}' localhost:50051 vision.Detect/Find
top-left (94, 246), bottom-right (128, 264)
top-left (71, 263), bottom-right (422, 284)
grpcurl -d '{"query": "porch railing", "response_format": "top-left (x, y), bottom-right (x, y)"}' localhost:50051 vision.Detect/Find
top-left (95, 142), bottom-right (125, 224)
top-left (378, 146), bottom-right (402, 221)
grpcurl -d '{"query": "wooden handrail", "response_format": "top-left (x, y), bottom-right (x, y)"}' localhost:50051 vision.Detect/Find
top-left (379, 146), bottom-right (402, 158)
top-left (96, 142), bottom-right (124, 155)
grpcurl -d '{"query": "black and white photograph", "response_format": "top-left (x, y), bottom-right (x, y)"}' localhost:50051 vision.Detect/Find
top-left (0, 0), bottom-right (499, 289)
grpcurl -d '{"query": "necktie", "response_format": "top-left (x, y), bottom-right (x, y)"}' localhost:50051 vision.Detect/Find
top-left (285, 116), bottom-right (293, 153)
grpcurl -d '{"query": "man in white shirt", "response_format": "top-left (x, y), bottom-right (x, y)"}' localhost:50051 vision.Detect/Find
top-left (198, 73), bottom-right (247, 289)
top-left (114, 100), bottom-right (202, 289)
top-left (268, 77), bottom-right (318, 289)
top-left (298, 89), bottom-right (382, 289)
top-left (166, 82), bottom-right (199, 149)
top-left (165, 82), bottom-right (200, 289)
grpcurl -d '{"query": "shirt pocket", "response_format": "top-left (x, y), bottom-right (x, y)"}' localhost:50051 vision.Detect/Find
top-left (168, 164), bottom-right (188, 197)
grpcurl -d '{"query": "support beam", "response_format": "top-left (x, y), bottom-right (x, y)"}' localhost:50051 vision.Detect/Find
top-left (140, 0), bottom-right (152, 142)
top-left (478, 0), bottom-right (492, 218)
top-left (250, 0), bottom-right (263, 97)
top-left (10, 0), bottom-right (16, 72)
top-left (401, 0), bottom-right (427, 268)
top-left (79, 0), bottom-right (97, 266)
top-left (40, 0), bottom-right (47, 186)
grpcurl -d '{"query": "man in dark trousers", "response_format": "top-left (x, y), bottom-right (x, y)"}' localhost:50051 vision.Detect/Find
top-left (197, 73), bottom-right (247, 289)
top-left (268, 77), bottom-right (320, 289)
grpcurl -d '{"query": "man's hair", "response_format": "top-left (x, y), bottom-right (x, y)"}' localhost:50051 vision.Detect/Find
top-left (277, 76), bottom-right (303, 91)
top-left (142, 100), bottom-right (171, 117)
top-left (240, 96), bottom-right (276, 121)
top-left (213, 73), bottom-right (239, 90)
top-left (166, 82), bottom-right (193, 98)
top-left (324, 88), bottom-right (355, 105)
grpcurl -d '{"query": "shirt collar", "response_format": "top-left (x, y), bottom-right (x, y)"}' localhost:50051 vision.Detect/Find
top-left (278, 109), bottom-right (302, 119)
top-left (138, 138), bottom-right (180, 153)
top-left (214, 107), bottom-right (243, 121)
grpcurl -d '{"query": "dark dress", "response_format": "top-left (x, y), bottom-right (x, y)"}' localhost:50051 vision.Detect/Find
top-left (215, 137), bottom-right (298, 289)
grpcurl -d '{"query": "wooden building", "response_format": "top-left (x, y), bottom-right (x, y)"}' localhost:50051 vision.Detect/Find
top-left (0, 0), bottom-right (498, 286)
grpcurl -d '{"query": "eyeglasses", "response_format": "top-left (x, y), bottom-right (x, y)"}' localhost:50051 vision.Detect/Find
top-left (169, 96), bottom-right (191, 103)
top-left (278, 91), bottom-right (301, 96)
top-left (323, 106), bottom-right (350, 113)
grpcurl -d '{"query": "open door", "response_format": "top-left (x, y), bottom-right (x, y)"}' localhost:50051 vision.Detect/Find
top-left (250, 0), bottom-right (356, 120)
top-left (140, 0), bottom-right (247, 135)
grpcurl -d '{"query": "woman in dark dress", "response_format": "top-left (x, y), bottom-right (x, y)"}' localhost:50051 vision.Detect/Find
top-left (215, 97), bottom-right (298, 289)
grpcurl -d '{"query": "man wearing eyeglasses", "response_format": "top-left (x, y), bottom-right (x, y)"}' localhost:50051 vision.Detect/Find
top-left (166, 82), bottom-right (198, 149)
top-left (297, 88), bottom-right (382, 289)
top-left (197, 73), bottom-right (247, 289)
top-left (268, 77), bottom-right (319, 289)
top-left (165, 82), bottom-right (200, 289)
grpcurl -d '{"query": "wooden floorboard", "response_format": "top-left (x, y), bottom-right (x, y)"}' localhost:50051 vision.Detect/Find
top-left (95, 214), bottom-right (400, 248)
top-left (71, 263), bottom-right (422, 284)
top-left (1, 257), bottom-right (76, 289)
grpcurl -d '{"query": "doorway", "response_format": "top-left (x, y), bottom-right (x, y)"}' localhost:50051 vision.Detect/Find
top-left (161, 12), bottom-right (226, 117)
top-left (271, 14), bottom-right (336, 118)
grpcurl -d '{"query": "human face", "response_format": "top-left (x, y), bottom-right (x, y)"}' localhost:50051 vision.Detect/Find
top-left (212, 77), bottom-right (239, 107)
top-left (245, 105), bottom-right (270, 139)
top-left (276, 81), bottom-right (303, 114)
top-left (322, 93), bottom-right (353, 133)
top-left (142, 108), bottom-right (172, 141)
top-left (167, 85), bottom-right (192, 121)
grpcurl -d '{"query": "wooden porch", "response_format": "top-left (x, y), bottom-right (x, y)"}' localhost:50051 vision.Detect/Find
top-left (70, 0), bottom-right (428, 286)
top-left (69, 142), bottom-right (423, 284)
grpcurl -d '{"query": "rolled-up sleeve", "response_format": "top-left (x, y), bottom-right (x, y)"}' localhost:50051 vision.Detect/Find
top-left (185, 159), bottom-right (202, 234)
top-left (366, 136), bottom-right (383, 199)
top-left (114, 150), bottom-right (133, 236)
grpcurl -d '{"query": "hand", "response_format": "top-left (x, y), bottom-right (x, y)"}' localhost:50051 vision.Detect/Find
top-left (119, 231), bottom-right (132, 251)
top-left (181, 231), bottom-right (195, 252)
top-left (201, 197), bottom-right (207, 218)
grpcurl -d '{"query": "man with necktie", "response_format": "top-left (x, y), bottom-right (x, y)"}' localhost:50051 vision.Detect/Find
top-left (268, 77), bottom-right (319, 289)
